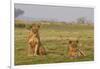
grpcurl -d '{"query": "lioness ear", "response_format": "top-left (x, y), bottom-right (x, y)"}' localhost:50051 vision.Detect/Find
top-left (37, 24), bottom-right (40, 28)
top-left (69, 40), bottom-right (72, 44)
top-left (76, 40), bottom-right (79, 43)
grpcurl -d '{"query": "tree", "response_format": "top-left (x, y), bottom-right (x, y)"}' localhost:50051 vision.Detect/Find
top-left (14, 8), bottom-right (24, 18)
top-left (77, 17), bottom-right (86, 24)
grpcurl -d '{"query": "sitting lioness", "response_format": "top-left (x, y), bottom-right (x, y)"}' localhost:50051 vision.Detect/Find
top-left (27, 24), bottom-right (46, 56)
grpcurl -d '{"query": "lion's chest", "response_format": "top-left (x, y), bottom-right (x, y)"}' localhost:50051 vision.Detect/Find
top-left (28, 35), bottom-right (39, 47)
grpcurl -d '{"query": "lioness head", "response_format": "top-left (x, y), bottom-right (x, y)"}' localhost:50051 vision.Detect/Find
top-left (31, 24), bottom-right (40, 33)
top-left (68, 39), bottom-right (79, 48)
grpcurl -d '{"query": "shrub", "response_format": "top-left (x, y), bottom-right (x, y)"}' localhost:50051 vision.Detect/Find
top-left (15, 23), bottom-right (25, 28)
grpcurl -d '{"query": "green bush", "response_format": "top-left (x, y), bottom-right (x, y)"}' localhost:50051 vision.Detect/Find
top-left (25, 24), bottom-right (33, 30)
top-left (15, 23), bottom-right (25, 28)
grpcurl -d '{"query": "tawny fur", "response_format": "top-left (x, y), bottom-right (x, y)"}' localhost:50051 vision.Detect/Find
top-left (38, 46), bottom-right (46, 56)
top-left (27, 24), bottom-right (40, 56)
top-left (67, 39), bottom-right (85, 59)
top-left (27, 24), bottom-right (46, 56)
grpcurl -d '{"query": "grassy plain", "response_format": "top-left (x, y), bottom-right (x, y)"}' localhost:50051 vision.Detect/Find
top-left (15, 21), bottom-right (94, 65)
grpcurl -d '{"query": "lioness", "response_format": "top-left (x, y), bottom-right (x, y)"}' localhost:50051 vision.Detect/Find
top-left (27, 24), bottom-right (46, 56)
top-left (67, 39), bottom-right (85, 59)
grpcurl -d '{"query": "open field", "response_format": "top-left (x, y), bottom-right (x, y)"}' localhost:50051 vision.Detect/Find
top-left (15, 21), bottom-right (94, 65)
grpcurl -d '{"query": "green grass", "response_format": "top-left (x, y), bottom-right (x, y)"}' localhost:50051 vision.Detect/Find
top-left (15, 23), bottom-right (94, 65)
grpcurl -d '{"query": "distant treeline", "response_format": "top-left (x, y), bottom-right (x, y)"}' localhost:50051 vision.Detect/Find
top-left (15, 22), bottom-right (26, 28)
top-left (15, 20), bottom-right (32, 30)
top-left (15, 19), bottom-right (93, 29)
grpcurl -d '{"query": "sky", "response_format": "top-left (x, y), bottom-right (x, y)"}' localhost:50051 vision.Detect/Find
top-left (15, 3), bottom-right (94, 22)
